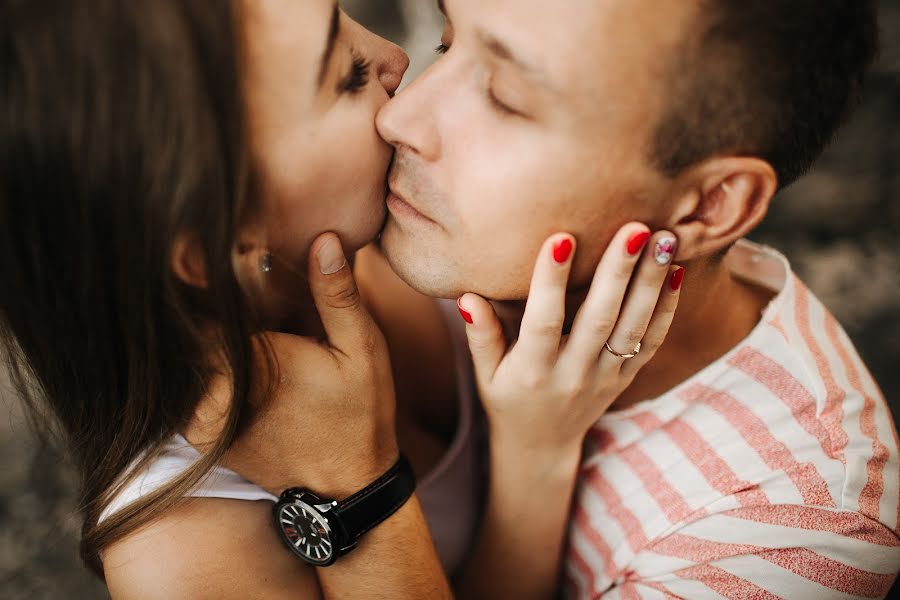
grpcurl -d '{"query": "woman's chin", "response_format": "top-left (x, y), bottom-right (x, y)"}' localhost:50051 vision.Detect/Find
top-left (345, 196), bottom-right (390, 252)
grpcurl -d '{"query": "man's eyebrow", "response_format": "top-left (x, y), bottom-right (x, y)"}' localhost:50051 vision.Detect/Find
top-left (437, 0), bottom-right (446, 16)
top-left (477, 29), bottom-right (559, 95)
top-left (477, 29), bottom-right (543, 80)
top-left (317, 2), bottom-right (340, 86)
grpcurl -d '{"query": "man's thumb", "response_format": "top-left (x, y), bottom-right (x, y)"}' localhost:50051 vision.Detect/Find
top-left (308, 233), bottom-right (379, 355)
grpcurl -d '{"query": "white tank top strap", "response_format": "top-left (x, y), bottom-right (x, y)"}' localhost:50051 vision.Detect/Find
top-left (98, 435), bottom-right (277, 523)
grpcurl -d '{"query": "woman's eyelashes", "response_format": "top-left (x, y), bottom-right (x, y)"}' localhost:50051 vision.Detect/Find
top-left (340, 52), bottom-right (371, 94)
top-left (434, 43), bottom-right (449, 55)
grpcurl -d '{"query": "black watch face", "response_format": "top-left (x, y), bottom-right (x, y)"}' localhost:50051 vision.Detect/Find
top-left (276, 498), bottom-right (335, 566)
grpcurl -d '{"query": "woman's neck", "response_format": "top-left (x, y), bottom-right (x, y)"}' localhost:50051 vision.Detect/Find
top-left (265, 283), bottom-right (327, 339)
top-left (257, 253), bottom-right (360, 339)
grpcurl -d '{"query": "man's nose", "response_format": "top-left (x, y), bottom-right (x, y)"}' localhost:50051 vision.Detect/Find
top-left (376, 68), bottom-right (441, 160)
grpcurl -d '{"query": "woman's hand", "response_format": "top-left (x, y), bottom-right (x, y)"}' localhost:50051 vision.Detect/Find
top-left (458, 223), bottom-right (683, 455)
top-left (454, 223), bottom-right (682, 600)
top-left (189, 232), bottom-right (398, 498)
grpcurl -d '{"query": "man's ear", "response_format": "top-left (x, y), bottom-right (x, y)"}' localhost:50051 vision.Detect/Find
top-left (171, 232), bottom-right (209, 289)
top-left (665, 157), bottom-right (778, 261)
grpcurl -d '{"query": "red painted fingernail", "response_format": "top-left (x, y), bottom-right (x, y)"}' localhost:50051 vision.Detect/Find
top-left (553, 238), bottom-right (574, 264)
top-left (626, 231), bottom-right (651, 256)
top-left (670, 267), bottom-right (685, 292)
top-left (457, 299), bottom-right (474, 324)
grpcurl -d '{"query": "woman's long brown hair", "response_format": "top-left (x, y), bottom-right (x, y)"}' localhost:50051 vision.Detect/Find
top-left (0, 0), bottom-right (263, 576)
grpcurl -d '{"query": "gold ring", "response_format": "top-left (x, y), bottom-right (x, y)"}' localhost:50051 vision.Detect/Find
top-left (604, 341), bottom-right (642, 359)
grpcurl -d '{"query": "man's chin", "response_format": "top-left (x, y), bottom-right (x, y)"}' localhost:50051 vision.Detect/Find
top-left (379, 218), bottom-right (532, 302)
top-left (378, 217), bottom-right (462, 300)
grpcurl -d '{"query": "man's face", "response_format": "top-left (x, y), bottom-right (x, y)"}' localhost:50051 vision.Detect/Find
top-left (376, 0), bottom-right (698, 300)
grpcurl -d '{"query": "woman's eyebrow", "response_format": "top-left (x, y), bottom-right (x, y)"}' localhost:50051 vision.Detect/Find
top-left (317, 2), bottom-right (341, 87)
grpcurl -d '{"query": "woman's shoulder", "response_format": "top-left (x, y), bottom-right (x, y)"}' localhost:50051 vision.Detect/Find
top-left (103, 497), bottom-right (321, 599)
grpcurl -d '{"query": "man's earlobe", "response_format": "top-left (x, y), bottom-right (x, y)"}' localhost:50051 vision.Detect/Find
top-left (668, 158), bottom-right (777, 261)
top-left (171, 233), bottom-right (209, 289)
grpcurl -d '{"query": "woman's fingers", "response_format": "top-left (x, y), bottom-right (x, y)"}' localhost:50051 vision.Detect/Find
top-left (515, 234), bottom-right (577, 368)
top-left (307, 232), bottom-right (383, 359)
top-left (600, 232), bottom-right (678, 370)
top-left (458, 293), bottom-right (507, 384)
top-left (560, 223), bottom-right (651, 375)
top-left (619, 265), bottom-right (683, 379)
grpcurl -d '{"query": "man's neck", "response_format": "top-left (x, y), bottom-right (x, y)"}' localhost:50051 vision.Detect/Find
top-left (491, 254), bottom-right (775, 411)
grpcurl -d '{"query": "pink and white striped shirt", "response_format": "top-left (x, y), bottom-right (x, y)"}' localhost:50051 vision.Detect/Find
top-left (565, 240), bottom-right (900, 599)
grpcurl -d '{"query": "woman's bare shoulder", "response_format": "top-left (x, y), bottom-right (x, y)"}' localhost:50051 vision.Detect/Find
top-left (103, 498), bottom-right (320, 600)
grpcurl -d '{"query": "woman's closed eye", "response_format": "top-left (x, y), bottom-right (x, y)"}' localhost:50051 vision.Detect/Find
top-left (340, 52), bottom-right (370, 94)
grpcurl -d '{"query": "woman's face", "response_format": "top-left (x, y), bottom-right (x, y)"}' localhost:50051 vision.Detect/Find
top-left (240, 0), bottom-right (409, 270)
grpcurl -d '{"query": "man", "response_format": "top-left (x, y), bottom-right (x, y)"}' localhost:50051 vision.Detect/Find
top-left (366, 0), bottom-right (899, 597)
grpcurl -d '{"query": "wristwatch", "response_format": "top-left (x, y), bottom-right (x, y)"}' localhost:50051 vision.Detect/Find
top-left (273, 454), bottom-right (415, 566)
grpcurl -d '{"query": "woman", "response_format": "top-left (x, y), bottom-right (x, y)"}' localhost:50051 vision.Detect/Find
top-left (0, 0), bottom-right (680, 597)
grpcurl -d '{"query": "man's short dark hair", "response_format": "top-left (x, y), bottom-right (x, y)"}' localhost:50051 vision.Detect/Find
top-left (652, 0), bottom-right (879, 188)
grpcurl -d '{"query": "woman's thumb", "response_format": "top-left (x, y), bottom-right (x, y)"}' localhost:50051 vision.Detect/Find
top-left (458, 293), bottom-right (507, 383)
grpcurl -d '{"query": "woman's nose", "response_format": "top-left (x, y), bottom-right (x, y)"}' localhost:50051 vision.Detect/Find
top-left (377, 40), bottom-right (410, 97)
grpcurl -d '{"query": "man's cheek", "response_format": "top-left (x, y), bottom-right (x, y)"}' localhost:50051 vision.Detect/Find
top-left (471, 221), bottom-right (549, 300)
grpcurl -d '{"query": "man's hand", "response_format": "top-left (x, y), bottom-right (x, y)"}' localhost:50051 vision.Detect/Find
top-left (182, 233), bottom-right (451, 599)
top-left (189, 232), bottom-right (399, 498)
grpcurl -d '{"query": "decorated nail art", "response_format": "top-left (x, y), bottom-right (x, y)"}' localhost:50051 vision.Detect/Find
top-left (654, 237), bottom-right (677, 265)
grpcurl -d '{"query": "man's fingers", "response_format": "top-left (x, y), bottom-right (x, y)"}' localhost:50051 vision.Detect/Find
top-left (560, 223), bottom-right (650, 375)
top-left (307, 233), bottom-right (382, 357)
top-left (516, 234), bottom-right (577, 368)
top-left (458, 293), bottom-right (507, 384)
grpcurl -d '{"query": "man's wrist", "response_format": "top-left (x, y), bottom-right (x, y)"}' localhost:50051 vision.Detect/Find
top-left (298, 444), bottom-right (401, 499)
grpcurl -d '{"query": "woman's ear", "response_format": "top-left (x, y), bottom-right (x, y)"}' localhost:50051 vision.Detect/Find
top-left (171, 232), bottom-right (209, 289)
top-left (665, 157), bottom-right (778, 261)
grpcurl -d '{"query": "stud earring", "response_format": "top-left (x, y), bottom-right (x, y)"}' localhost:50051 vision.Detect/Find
top-left (259, 253), bottom-right (273, 273)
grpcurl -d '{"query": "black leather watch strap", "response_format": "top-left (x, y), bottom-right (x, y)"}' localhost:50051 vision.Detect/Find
top-left (335, 454), bottom-right (416, 544)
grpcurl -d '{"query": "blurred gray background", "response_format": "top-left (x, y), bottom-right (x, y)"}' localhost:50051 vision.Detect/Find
top-left (2, 1), bottom-right (898, 597)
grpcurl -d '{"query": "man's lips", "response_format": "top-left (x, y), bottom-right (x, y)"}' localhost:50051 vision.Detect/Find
top-left (386, 186), bottom-right (437, 226)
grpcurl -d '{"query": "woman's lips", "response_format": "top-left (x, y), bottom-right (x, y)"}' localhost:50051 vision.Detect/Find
top-left (386, 189), bottom-right (437, 227)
